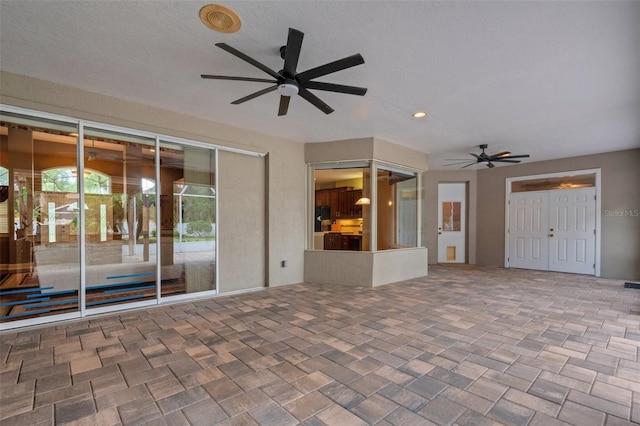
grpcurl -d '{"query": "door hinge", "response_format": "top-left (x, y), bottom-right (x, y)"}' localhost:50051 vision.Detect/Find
top-left (593, 263), bottom-right (596, 269)
top-left (508, 257), bottom-right (510, 262)
top-left (593, 229), bottom-right (596, 235)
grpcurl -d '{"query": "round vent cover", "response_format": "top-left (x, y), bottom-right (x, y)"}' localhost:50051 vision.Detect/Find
top-left (199, 4), bottom-right (241, 33)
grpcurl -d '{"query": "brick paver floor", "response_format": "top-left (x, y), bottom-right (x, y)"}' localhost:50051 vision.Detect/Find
top-left (1, 265), bottom-right (638, 425)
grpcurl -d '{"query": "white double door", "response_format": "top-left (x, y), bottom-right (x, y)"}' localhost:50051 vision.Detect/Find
top-left (508, 187), bottom-right (596, 275)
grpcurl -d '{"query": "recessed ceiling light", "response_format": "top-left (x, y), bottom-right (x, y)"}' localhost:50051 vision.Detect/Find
top-left (199, 4), bottom-right (241, 33)
top-left (412, 111), bottom-right (427, 118)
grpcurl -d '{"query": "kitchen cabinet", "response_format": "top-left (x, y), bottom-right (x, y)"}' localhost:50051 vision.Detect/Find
top-left (315, 187), bottom-right (363, 219)
top-left (349, 189), bottom-right (363, 218)
top-left (315, 189), bottom-right (331, 207)
top-left (342, 234), bottom-right (362, 251)
top-left (324, 232), bottom-right (362, 251)
top-left (338, 189), bottom-right (363, 218)
top-left (324, 232), bottom-right (343, 250)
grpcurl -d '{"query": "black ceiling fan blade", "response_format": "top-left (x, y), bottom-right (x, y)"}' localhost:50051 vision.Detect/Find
top-left (215, 43), bottom-right (281, 80)
top-left (201, 75), bottom-right (277, 84)
top-left (296, 53), bottom-right (365, 82)
top-left (283, 28), bottom-right (304, 78)
top-left (304, 81), bottom-right (367, 96)
top-left (278, 96), bottom-right (291, 116)
top-left (469, 153), bottom-right (480, 159)
top-left (444, 160), bottom-right (476, 166)
top-left (486, 162), bottom-right (496, 168)
top-left (461, 162), bottom-right (477, 169)
top-left (444, 161), bottom-right (476, 166)
top-left (230, 85), bottom-right (278, 105)
top-left (298, 87), bottom-right (334, 114)
top-left (492, 159), bottom-right (521, 163)
top-left (498, 154), bottom-right (530, 159)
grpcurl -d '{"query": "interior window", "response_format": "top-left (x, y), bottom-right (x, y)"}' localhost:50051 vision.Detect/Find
top-left (312, 162), bottom-right (371, 251)
top-left (376, 165), bottom-right (419, 250)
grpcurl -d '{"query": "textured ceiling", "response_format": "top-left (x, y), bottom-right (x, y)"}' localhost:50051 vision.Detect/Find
top-left (1, 1), bottom-right (638, 169)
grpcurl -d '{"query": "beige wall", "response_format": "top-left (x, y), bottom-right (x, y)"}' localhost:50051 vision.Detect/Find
top-left (218, 151), bottom-right (265, 292)
top-left (371, 248), bottom-right (429, 287)
top-left (305, 137), bottom-right (373, 163)
top-left (304, 137), bottom-right (430, 171)
top-left (424, 170), bottom-right (478, 264)
top-left (304, 248), bottom-right (428, 287)
top-left (1, 71), bottom-right (306, 290)
top-left (477, 148), bottom-right (640, 280)
top-left (373, 138), bottom-right (430, 171)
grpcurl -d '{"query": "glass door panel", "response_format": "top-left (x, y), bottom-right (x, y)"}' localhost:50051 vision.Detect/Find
top-left (159, 142), bottom-right (216, 297)
top-left (0, 113), bottom-right (80, 323)
top-left (83, 128), bottom-right (157, 309)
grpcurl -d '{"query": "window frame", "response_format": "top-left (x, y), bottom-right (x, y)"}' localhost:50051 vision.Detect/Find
top-left (307, 160), bottom-right (422, 252)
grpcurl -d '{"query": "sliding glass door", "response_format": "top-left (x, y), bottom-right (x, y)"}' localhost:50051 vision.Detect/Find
top-left (159, 142), bottom-right (216, 298)
top-left (82, 127), bottom-right (158, 312)
top-left (1, 107), bottom-right (219, 328)
top-left (1, 113), bottom-right (81, 322)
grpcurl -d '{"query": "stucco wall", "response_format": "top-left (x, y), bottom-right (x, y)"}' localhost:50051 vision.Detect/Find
top-left (476, 148), bottom-right (640, 280)
top-left (371, 248), bottom-right (429, 287)
top-left (304, 251), bottom-right (373, 287)
top-left (0, 71), bottom-right (306, 289)
top-left (304, 137), bottom-right (374, 163)
top-left (304, 136), bottom-right (430, 171)
top-left (218, 151), bottom-right (265, 292)
top-left (304, 248), bottom-right (428, 287)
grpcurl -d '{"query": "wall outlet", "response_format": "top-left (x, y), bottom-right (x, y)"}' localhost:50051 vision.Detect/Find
top-left (281, 260), bottom-right (287, 268)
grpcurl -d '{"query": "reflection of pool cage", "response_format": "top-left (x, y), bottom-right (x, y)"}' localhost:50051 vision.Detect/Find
top-left (174, 183), bottom-right (216, 250)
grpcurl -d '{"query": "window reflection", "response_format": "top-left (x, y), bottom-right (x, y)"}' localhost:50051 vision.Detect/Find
top-left (0, 115), bottom-right (80, 322)
top-left (160, 143), bottom-right (216, 296)
top-left (376, 167), bottom-right (418, 250)
top-left (1, 109), bottom-right (219, 327)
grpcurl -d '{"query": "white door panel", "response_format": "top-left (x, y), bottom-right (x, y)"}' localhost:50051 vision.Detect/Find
top-left (508, 187), bottom-right (596, 275)
top-left (438, 183), bottom-right (466, 263)
top-left (508, 191), bottom-right (549, 270)
top-left (548, 188), bottom-right (596, 274)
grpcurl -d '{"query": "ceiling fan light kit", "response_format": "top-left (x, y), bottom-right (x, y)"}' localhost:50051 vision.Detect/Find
top-left (444, 144), bottom-right (530, 168)
top-left (277, 82), bottom-right (299, 97)
top-left (201, 27), bottom-right (367, 116)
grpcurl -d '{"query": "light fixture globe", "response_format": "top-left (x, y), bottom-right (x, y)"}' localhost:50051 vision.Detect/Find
top-left (277, 82), bottom-right (299, 97)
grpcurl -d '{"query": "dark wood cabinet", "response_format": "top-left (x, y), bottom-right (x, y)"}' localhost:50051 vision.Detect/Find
top-left (342, 234), bottom-right (362, 251)
top-left (324, 232), bottom-right (343, 250)
top-left (316, 189), bottom-right (331, 206)
top-left (350, 189), bottom-right (363, 218)
top-left (337, 190), bottom-right (348, 218)
top-left (324, 233), bottom-right (362, 251)
top-left (315, 187), bottom-right (363, 219)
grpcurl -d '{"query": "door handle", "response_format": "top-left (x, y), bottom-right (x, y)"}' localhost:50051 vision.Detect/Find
top-left (550, 228), bottom-right (554, 231)
top-left (438, 232), bottom-right (442, 235)
top-left (549, 234), bottom-right (554, 237)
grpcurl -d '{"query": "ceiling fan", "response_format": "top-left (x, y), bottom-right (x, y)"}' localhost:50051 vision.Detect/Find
top-left (201, 27), bottom-right (367, 116)
top-left (445, 144), bottom-right (530, 168)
